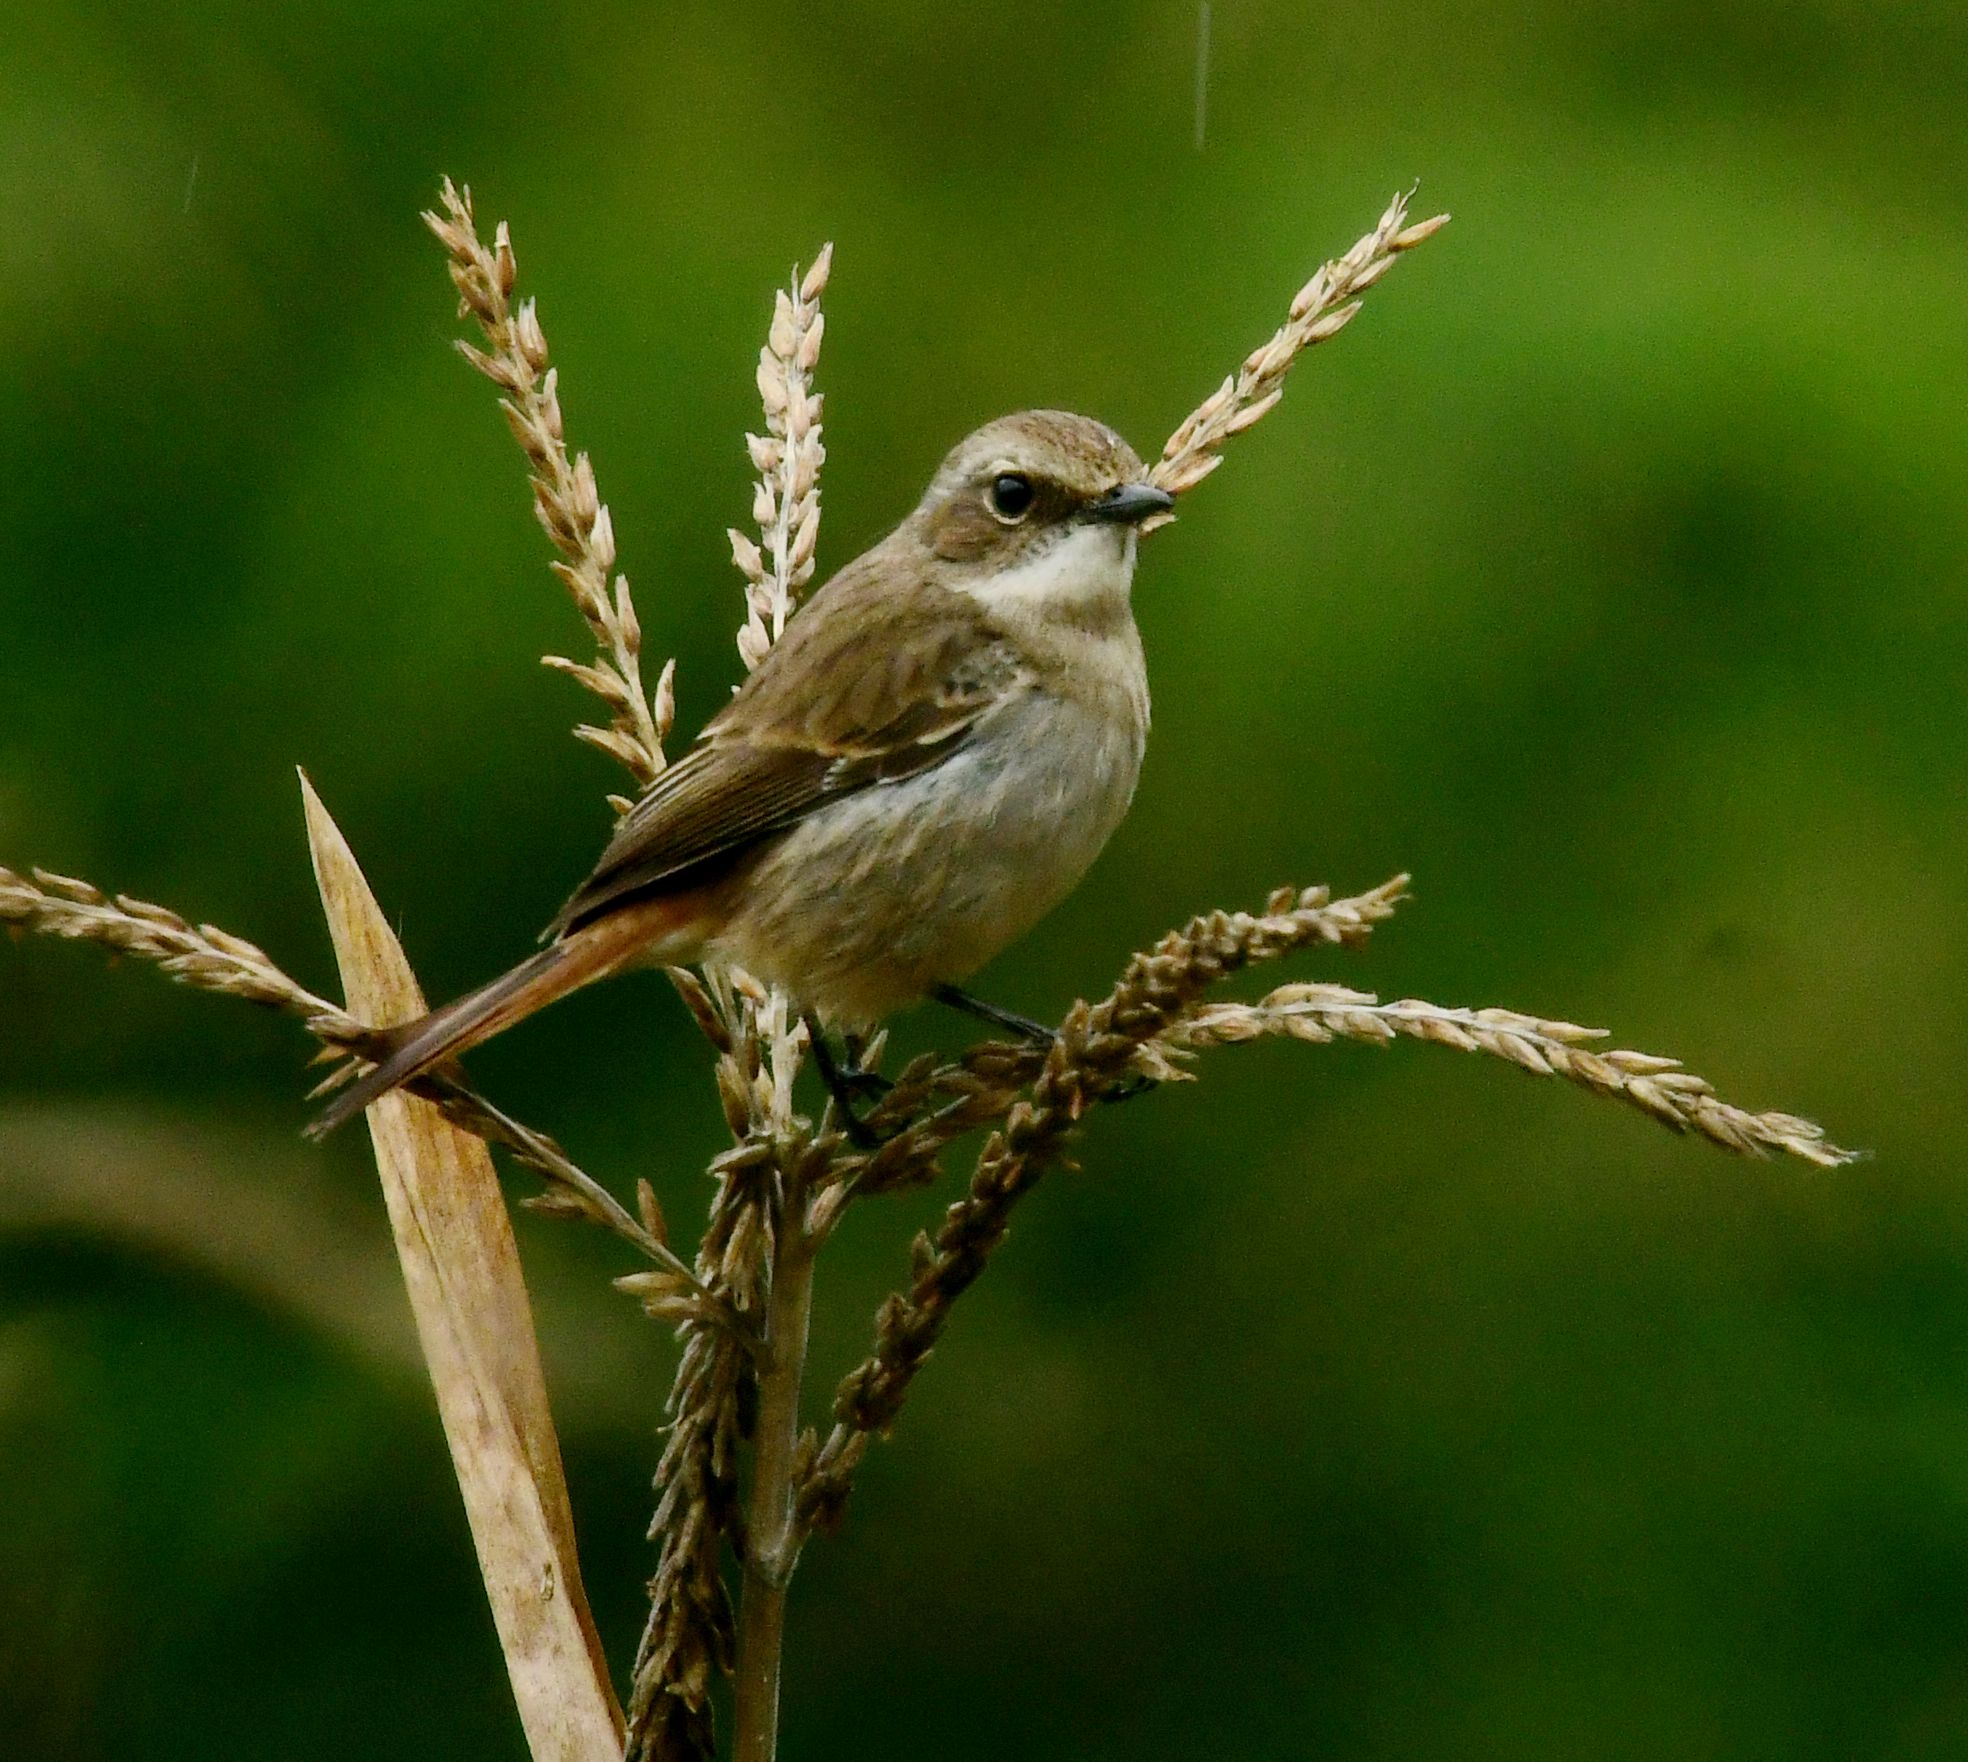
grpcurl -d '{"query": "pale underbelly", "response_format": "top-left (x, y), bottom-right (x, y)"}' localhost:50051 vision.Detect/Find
top-left (709, 693), bottom-right (1144, 1025)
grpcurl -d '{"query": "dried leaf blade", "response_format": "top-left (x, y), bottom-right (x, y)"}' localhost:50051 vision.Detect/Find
top-left (301, 772), bottom-right (623, 1760)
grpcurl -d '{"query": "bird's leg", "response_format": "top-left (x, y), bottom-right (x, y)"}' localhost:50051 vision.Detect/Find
top-left (930, 982), bottom-right (1059, 1049)
top-left (804, 1013), bottom-right (890, 1148)
top-left (932, 982), bottom-right (1162, 1103)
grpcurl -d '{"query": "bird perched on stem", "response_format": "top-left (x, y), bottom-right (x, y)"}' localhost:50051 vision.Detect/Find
top-left (311, 410), bottom-right (1172, 1141)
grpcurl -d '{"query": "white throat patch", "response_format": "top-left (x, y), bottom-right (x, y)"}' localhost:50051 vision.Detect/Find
top-left (953, 523), bottom-right (1137, 617)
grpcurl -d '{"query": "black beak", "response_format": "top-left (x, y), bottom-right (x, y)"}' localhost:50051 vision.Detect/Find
top-left (1081, 481), bottom-right (1175, 525)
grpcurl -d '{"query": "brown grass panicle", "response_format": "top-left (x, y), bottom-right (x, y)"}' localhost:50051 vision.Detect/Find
top-left (627, 229), bottom-right (840, 1753)
top-left (0, 862), bottom-right (710, 1290)
top-left (1145, 186), bottom-right (1450, 527)
top-left (0, 185), bottom-right (1856, 1762)
top-left (625, 965), bottom-right (814, 1762)
top-left (799, 876), bottom-right (1415, 1531)
top-left (2, 863), bottom-right (353, 1035)
top-left (425, 178), bottom-right (674, 807)
top-left (630, 243), bottom-right (835, 1755)
top-left (730, 247), bottom-right (832, 670)
top-left (1166, 985), bottom-right (1856, 1166)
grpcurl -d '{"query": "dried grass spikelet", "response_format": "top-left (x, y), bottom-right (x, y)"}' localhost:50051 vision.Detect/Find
top-left (799, 876), bottom-right (1413, 1530)
top-left (424, 179), bottom-right (674, 798)
top-left (627, 973), bottom-right (813, 1762)
top-left (2, 862), bottom-right (352, 1035)
top-left (629, 252), bottom-right (831, 1762)
top-left (796, 869), bottom-right (1858, 1534)
top-left (1144, 188), bottom-right (1449, 529)
top-left (730, 245), bottom-right (832, 670)
top-left (626, 966), bottom-right (818, 1762)
top-left (1168, 985), bottom-right (1860, 1167)
top-left (0, 859), bottom-right (717, 1286)
top-left (624, 1174), bottom-right (754, 1762)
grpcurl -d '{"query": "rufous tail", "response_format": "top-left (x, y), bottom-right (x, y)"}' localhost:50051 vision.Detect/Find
top-left (306, 910), bottom-right (660, 1139)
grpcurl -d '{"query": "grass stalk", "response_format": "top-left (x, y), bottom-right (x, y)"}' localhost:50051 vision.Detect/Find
top-left (729, 1181), bottom-right (820, 1762)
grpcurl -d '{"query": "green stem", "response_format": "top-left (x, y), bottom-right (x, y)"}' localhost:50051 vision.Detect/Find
top-left (730, 1181), bottom-right (817, 1762)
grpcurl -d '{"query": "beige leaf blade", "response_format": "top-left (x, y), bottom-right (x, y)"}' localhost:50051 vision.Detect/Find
top-left (301, 773), bottom-right (623, 1761)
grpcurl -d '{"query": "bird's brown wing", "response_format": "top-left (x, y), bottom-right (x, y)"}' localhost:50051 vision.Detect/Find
top-left (549, 568), bottom-right (1023, 937)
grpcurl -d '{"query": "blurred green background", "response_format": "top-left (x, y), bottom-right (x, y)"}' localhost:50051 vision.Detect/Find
top-left (2, 1), bottom-right (1964, 1756)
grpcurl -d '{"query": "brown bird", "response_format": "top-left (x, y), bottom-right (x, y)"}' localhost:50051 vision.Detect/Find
top-left (311, 410), bottom-right (1172, 1139)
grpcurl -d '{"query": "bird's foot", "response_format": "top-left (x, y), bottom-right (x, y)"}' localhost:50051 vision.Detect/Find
top-left (838, 1063), bottom-right (893, 1102)
top-left (806, 1015), bottom-right (899, 1148)
top-left (836, 1030), bottom-right (894, 1100)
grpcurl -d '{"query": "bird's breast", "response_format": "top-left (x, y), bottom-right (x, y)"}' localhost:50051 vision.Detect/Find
top-left (711, 659), bottom-right (1148, 1026)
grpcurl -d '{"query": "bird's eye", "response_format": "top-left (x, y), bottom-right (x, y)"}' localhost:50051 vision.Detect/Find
top-left (987, 473), bottom-right (1035, 522)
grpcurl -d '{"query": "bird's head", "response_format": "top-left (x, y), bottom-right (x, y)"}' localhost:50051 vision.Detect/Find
top-left (906, 410), bottom-right (1171, 621)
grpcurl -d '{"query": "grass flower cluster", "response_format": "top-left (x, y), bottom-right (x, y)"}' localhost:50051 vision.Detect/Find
top-left (0, 182), bottom-right (1852, 1762)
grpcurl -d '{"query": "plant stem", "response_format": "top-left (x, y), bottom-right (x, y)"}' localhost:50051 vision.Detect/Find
top-left (730, 1176), bottom-right (817, 1762)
